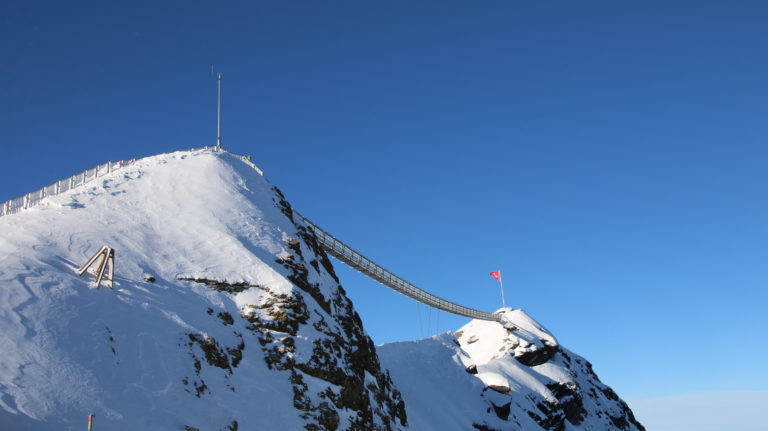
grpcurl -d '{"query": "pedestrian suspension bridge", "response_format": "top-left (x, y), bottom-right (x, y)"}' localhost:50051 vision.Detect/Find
top-left (0, 147), bottom-right (504, 323)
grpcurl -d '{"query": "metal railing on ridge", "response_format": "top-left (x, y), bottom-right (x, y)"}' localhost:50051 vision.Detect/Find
top-left (0, 159), bottom-right (140, 217)
top-left (0, 146), bottom-right (228, 217)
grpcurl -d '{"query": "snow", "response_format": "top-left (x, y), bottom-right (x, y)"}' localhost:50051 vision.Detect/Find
top-left (463, 308), bottom-right (558, 365)
top-left (377, 334), bottom-right (489, 430)
top-left (379, 309), bottom-right (645, 431)
top-left (0, 147), bottom-right (643, 431)
top-left (0, 149), bottom-right (331, 430)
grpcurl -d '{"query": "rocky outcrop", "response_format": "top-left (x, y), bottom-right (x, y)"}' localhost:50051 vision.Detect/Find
top-left (173, 185), bottom-right (408, 431)
top-left (380, 309), bottom-right (644, 431)
top-left (514, 340), bottom-right (558, 367)
top-left (178, 277), bottom-right (259, 293)
top-left (227, 189), bottom-right (407, 431)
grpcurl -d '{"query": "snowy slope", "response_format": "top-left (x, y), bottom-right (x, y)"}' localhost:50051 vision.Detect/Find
top-left (0, 149), bottom-right (406, 431)
top-left (378, 309), bottom-right (645, 431)
top-left (0, 147), bottom-right (644, 431)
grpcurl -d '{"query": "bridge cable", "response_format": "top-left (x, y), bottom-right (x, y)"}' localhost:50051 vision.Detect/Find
top-left (295, 211), bottom-right (503, 323)
top-left (416, 301), bottom-right (423, 338)
top-left (427, 306), bottom-right (432, 336)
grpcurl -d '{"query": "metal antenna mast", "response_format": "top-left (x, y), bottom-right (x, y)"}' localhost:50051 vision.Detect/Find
top-left (216, 72), bottom-right (222, 149)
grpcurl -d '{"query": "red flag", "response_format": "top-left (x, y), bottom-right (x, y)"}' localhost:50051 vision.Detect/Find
top-left (490, 271), bottom-right (501, 281)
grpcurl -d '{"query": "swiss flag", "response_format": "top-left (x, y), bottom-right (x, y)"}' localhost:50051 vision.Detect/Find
top-left (490, 271), bottom-right (501, 281)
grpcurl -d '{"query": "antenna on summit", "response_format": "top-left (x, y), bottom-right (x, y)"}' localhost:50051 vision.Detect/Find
top-left (216, 71), bottom-right (222, 149)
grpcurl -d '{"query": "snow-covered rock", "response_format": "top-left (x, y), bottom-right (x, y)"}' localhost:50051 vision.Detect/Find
top-left (0, 149), bottom-right (406, 431)
top-left (0, 147), bottom-right (643, 431)
top-left (378, 309), bottom-right (645, 431)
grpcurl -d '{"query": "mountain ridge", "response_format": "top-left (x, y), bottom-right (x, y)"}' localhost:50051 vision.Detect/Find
top-left (0, 149), bottom-right (405, 430)
top-left (0, 148), bottom-right (643, 430)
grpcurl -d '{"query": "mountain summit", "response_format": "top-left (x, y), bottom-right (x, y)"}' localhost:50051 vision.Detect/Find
top-left (0, 148), bottom-right (643, 431)
top-left (379, 309), bottom-right (645, 431)
top-left (0, 149), bottom-right (405, 430)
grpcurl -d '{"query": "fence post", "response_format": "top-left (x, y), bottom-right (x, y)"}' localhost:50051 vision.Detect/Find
top-left (23, 194), bottom-right (29, 209)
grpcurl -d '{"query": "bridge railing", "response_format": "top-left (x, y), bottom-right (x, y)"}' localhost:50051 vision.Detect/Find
top-left (296, 212), bottom-right (502, 322)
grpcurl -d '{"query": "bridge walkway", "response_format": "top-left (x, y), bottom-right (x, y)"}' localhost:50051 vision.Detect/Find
top-left (296, 212), bottom-right (502, 322)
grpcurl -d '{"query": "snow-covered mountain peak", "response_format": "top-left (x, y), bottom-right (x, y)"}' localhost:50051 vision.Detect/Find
top-left (1, 147), bottom-right (643, 431)
top-left (0, 148), bottom-right (407, 431)
top-left (379, 310), bottom-right (645, 431)
top-left (457, 308), bottom-right (558, 366)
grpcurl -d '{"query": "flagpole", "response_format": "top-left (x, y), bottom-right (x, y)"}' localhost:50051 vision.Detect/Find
top-left (216, 72), bottom-right (222, 149)
top-left (498, 269), bottom-right (506, 309)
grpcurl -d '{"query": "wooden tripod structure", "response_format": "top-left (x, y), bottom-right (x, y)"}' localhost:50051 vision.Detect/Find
top-left (78, 246), bottom-right (115, 289)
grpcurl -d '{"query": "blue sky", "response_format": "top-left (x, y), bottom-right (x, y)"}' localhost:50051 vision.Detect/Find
top-left (3, 0), bottom-right (767, 427)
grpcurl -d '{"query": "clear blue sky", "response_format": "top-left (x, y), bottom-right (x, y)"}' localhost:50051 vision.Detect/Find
top-left (3, 0), bottom-right (767, 425)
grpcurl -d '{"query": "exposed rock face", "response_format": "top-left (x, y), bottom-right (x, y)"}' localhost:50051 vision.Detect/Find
top-left (240, 193), bottom-right (407, 430)
top-left (179, 185), bottom-right (408, 430)
top-left (378, 309), bottom-right (645, 431)
top-left (514, 341), bottom-right (558, 367)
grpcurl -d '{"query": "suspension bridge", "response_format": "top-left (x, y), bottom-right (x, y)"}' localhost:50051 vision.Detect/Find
top-left (0, 147), bottom-right (504, 323)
